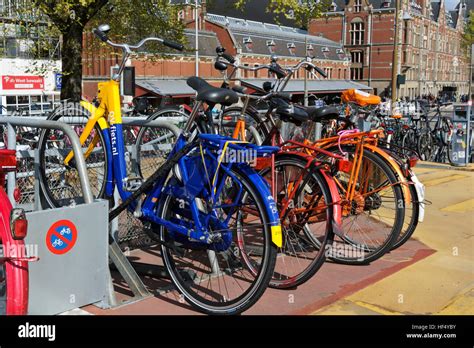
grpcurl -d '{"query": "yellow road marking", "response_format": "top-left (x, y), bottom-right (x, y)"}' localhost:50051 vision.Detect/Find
top-left (353, 301), bottom-right (403, 315)
top-left (423, 174), bottom-right (468, 187)
top-left (441, 199), bottom-right (474, 213)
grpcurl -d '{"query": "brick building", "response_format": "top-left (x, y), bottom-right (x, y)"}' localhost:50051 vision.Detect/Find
top-left (310, 0), bottom-right (471, 99)
top-left (83, 0), bottom-right (369, 104)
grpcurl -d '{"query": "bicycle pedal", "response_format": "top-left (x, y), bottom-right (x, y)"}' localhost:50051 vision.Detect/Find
top-left (123, 176), bottom-right (143, 192)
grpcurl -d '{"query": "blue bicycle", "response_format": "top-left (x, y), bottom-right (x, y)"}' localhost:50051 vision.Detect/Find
top-left (38, 25), bottom-right (282, 314)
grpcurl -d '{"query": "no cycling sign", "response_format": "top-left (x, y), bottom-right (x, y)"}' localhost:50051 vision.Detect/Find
top-left (45, 220), bottom-right (78, 255)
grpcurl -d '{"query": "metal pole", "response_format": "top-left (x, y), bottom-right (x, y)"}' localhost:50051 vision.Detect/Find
top-left (304, 36), bottom-right (308, 107)
top-left (469, 44), bottom-right (473, 101)
top-left (6, 122), bottom-right (16, 206)
top-left (0, 117), bottom-right (94, 204)
top-left (391, 0), bottom-right (401, 114)
top-left (195, 0), bottom-right (199, 77)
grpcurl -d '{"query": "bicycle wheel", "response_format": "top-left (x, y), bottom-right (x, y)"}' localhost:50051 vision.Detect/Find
top-left (221, 106), bottom-right (269, 144)
top-left (259, 154), bottom-right (334, 289)
top-left (156, 164), bottom-right (277, 315)
top-left (319, 146), bottom-right (404, 264)
top-left (417, 128), bottom-right (434, 161)
top-left (38, 105), bottom-right (108, 208)
top-left (134, 107), bottom-right (186, 180)
top-left (391, 182), bottom-right (419, 250)
top-left (401, 128), bottom-right (416, 155)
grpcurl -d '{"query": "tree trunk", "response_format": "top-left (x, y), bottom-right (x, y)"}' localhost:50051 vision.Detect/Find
top-left (60, 25), bottom-right (84, 101)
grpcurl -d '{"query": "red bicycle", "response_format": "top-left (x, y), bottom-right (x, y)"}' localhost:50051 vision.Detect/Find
top-left (0, 149), bottom-right (29, 315)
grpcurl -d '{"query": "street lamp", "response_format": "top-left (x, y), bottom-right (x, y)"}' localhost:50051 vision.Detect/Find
top-left (391, 0), bottom-right (411, 113)
top-left (184, 0), bottom-right (201, 76)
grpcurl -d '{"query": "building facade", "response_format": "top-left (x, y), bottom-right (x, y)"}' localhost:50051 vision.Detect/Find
top-left (310, 0), bottom-right (471, 98)
top-left (0, 0), bottom-right (61, 114)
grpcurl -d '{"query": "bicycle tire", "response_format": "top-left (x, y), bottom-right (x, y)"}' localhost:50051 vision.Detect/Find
top-left (38, 105), bottom-right (108, 208)
top-left (158, 165), bottom-right (277, 315)
top-left (221, 106), bottom-right (270, 143)
top-left (319, 146), bottom-right (405, 264)
top-left (134, 107), bottom-right (189, 180)
top-left (259, 154), bottom-right (334, 289)
top-left (391, 182), bottom-right (419, 250)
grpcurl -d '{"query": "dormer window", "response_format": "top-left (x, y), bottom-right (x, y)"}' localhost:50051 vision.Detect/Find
top-left (382, 0), bottom-right (391, 8)
top-left (267, 40), bottom-right (276, 53)
top-left (287, 42), bottom-right (296, 55)
top-left (337, 48), bottom-right (345, 59)
top-left (306, 44), bottom-right (314, 55)
top-left (354, 0), bottom-right (362, 12)
top-left (330, 1), bottom-right (337, 11)
top-left (243, 37), bottom-right (253, 51)
top-left (322, 46), bottom-right (330, 58)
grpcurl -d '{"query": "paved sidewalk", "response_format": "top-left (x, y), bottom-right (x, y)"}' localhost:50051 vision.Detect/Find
top-left (312, 165), bottom-right (474, 315)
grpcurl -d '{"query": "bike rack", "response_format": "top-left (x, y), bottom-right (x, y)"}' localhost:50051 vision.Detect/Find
top-left (0, 115), bottom-right (182, 313)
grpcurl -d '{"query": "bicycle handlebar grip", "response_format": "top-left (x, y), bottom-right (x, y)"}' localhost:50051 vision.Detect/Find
top-left (314, 66), bottom-right (327, 78)
top-left (93, 28), bottom-right (109, 43)
top-left (163, 39), bottom-right (184, 51)
top-left (222, 52), bottom-right (235, 64)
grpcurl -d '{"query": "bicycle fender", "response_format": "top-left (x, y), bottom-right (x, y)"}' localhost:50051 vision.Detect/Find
top-left (236, 164), bottom-right (282, 248)
top-left (365, 144), bottom-right (411, 205)
top-left (0, 188), bottom-right (28, 315)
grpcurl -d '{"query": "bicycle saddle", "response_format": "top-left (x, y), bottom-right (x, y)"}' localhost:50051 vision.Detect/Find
top-left (341, 89), bottom-right (381, 107)
top-left (187, 76), bottom-right (239, 106)
top-left (306, 105), bottom-right (340, 122)
top-left (276, 104), bottom-right (309, 125)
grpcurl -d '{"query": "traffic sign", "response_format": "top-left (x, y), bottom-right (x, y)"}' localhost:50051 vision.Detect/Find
top-left (45, 219), bottom-right (77, 255)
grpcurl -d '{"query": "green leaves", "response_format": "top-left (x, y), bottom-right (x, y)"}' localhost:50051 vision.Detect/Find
top-left (462, 10), bottom-right (474, 55)
top-left (235, 0), bottom-right (331, 28)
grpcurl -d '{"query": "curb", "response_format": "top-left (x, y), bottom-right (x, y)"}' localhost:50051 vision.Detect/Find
top-left (416, 162), bottom-right (474, 172)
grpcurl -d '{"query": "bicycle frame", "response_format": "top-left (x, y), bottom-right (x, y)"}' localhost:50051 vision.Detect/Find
top-left (62, 78), bottom-right (283, 247)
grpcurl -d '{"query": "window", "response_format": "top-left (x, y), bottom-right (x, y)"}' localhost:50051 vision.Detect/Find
top-left (243, 63), bottom-right (250, 78)
top-left (351, 67), bottom-right (363, 80)
top-left (354, 0), bottom-right (362, 12)
top-left (287, 42), bottom-right (296, 56)
top-left (243, 37), bottom-right (253, 52)
top-left (324, 68), bottom-right (333, 79)
top-left (350, 19), bottom-right (364, 45)
top-left (253, 64), bottom-right (259, 78)
top-left (351, 50), bottom-right (364, 64)
top-left (266, 40), bottom-right (276, 54)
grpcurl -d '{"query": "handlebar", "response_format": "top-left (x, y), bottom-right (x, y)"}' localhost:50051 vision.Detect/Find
top-left (93, 27), bottom-right (184, 52)
top-left (216, 47), bottom-right (235, 64)
top-left (93, 25), bottom-right (184, 81)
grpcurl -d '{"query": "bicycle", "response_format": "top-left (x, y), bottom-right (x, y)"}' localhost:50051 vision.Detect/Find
top-left (417, 101), bottom-right (453, 163)
top-left (38, 25), bottom-right (283, 315)
top-left (216, 54), bottom-right (408, 264)
top-left (0, 148), bottom-right (30, 315)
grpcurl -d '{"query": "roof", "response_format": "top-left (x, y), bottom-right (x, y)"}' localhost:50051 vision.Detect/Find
top-left (330, 0), bottom-right (394, 11)
top-left (206, 13), bottom-right (346, 61)
top-left (241, 79), bottom-right (372, 94)
top-left (183, 29), bottom-right (220, 56)
top-left (431, 1), bottom-right (441, 21)
top-left (136, 79), bottom-right (195, 96)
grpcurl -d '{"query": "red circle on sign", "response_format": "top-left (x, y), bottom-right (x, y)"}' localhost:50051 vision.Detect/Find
top-left (45, 219), bottom-right (78, 255)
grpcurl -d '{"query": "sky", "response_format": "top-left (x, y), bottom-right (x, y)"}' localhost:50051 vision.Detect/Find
top-left (444, 0), bottom-right (461, 11)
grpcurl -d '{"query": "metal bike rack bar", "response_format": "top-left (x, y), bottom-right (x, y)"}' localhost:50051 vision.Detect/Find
top-left (0, 116), bottom-right (187, 312)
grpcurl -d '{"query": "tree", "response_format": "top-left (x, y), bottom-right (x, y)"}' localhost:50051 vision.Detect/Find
top-left (235, 0), bottom-right (331, 29)
top-left (32, 0), bottom-right (109, 101)
top-left (462, 10), bottom-right (474, 54)
top-left (7, 0), bottom-right (185, 101)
